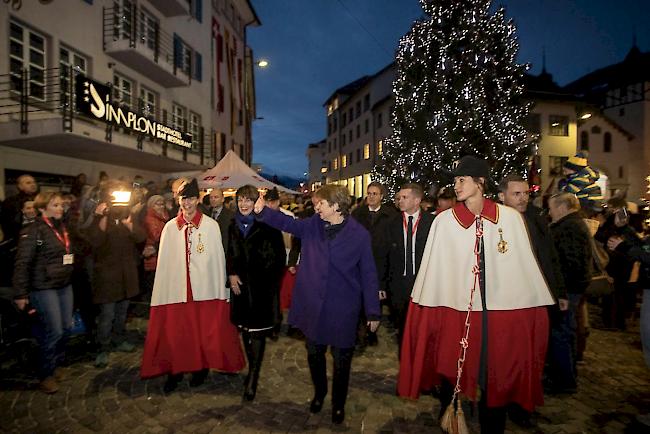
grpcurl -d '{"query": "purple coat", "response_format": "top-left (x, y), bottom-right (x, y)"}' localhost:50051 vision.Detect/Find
top-left (257, 207), bottom-right (380, 348)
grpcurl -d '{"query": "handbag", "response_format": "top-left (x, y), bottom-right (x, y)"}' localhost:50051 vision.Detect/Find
top-left (586, 272), bottom-right (614, 297)
top-left (586, 237), bottom-right (614, 297)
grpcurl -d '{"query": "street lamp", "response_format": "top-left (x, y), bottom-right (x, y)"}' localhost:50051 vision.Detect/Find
top-left (256, 59), bottom-right (269, 68)
top-left (579, 112), bottom-right (592, 120)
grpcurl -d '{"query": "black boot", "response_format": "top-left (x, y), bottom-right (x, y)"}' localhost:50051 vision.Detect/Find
top-left (189, 368), bottom-right (209, 387)
top-left (242, 332), bottom-right (265, 401)
top-left (307, 350), bottom-right (328, 413)
top-left (163, 373), bottom-right (183, 394)
top-left (331, 347), bottom-right (353, 424)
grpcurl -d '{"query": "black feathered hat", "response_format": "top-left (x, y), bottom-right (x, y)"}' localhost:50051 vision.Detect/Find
top-left (178, 178), bottom-right (199, 198)
top-left (445, 155), bottom-right (490, 179)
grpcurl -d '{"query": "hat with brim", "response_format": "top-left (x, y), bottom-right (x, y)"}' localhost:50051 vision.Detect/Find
top-left (444, 155), bottom-right (490, 179)
top-left (178, 178), bottom-right (200, 198)
top-left (564, 154), bottom-right (588, 172)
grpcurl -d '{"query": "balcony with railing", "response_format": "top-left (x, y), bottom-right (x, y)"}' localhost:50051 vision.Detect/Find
top-left (148, 0), bottom-right (191, 17)
top-left (0, 67), bottom-right (216, 172)
top-left (103, 5), bottom-right (189, 87)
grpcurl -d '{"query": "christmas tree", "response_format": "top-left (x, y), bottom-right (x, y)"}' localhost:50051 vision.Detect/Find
top-left (374, 0), bottom-right (534, 194)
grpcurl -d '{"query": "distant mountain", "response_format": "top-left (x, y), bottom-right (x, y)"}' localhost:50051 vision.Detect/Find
top-left (259, 172), bottom-right (305, 190)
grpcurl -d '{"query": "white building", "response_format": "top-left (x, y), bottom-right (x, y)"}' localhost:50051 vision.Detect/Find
top-left (567, 45), bottom-right (650, 202)
top-left (0, 0), bottom-right (260, 197)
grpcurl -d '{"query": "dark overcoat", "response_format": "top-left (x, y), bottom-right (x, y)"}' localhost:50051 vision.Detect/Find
top-left (380, 211), bottom-right (434, 310)
top-left (257, 207), bottom-right (380, 348)
top-left (226, 219), bottom-right (285, 330)
top-left (85, 215), bottom-right (146, 304)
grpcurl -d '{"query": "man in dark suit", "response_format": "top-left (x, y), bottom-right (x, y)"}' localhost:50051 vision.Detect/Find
top-left (352, 181), bottom-right (398, 346)
top-left (380, 183), bottom-right (434, 352)
top-left (207, 188), bottom-right (234, 253)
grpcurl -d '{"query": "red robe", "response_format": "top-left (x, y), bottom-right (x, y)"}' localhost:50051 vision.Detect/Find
top-left (141, 212), bottom-right (245, 378)
top-left (397, 200), bottom-right (550, 411)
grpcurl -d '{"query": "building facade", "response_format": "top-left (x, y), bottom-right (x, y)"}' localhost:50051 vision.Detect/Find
top-left (567, 46), bottom-right (650, 201)
top-left (321, 64), bottom-right (394, 198)
top-left (0, 0), bottom-right (260, 198)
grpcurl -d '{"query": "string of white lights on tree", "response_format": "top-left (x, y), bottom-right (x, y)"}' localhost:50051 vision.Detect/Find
top-left (373, 0), bottom-right (537, 195)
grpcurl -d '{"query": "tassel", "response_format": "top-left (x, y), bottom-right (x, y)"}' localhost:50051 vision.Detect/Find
top-left (440, 402), bottom-right (456, 433)
top-left (440, 398), bottom-right (469, 434)
top-left (456, 400), bottom-right (470, 434)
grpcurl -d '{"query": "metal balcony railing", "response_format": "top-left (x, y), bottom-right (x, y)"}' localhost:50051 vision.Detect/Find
top-left (0, 67), bottom-right (214, 165)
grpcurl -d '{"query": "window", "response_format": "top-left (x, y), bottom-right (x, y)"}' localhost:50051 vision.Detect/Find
top-left (377, 139), bottom-right (383, 155)
top-left (580, 131), bottom-right (589, 151)
top-left (363, 94), bottom-right (370, 111)
top-left (356, 124), bottom-right (360, 138)
top-left (342, 112), bottom-right (347, 127)
top-left (591, 126), bottom-right (601, 134)
top-left (9, 21), bottom-right (47, 101)
top-left (342, 154), bottom-right (347, 168)
top-left (332, 116), bottom-right (337, 132)
top-left (377, 112), bottom-right (383, 128)
top-left (604, 132), bottom-right (612, 152)
top-left (619, 166), bottom-right (624, 178)
top-left (328, 141), bottom-right (331, 153)
top-left (113, 0), bottom-right (134, 41)
top-left (138, 8), bottom-right (158, 51)
top-left (139, 88), bottom-right (155, 119)
top-left (525, 113), bottom-right (541, 134)
top-left (113, 73), bottom-right (133, 106)
top-left (348, 130), bottom-right (353, 142)
top-left (363, 143), bottom-right (370, 159)
top-left (188, 0), bottom-right (203, 23)
top-left (355, 101), bottom-right (361, 118)
top-left (341, 134), bottom-right (346, 146)
top-left (333, 157), bottom-right (338, 170)
top-left (364, 119), bottom-right (369, 134)
top-left (348, 107), bottom-right (353, 122)
top-left (189, 111), bottom-right (201, 149)
top-left (59, 46), bottom-right (88, 108)
top-left (548, 115), bottom-right (568, 136)
top-left (171, 103), bottom-right (187, 131)
top-left (349, 152), bottom-right (353, 166)
top-left (356, 149), bottom-right (361, 163)
top-left (173, 35), bottom-right (202, 81)
top-left (333, 138), bottom-right (337, 150)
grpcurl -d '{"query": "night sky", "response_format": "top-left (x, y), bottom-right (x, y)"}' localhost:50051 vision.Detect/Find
top-left (248, 0), bottom-right (650, 178)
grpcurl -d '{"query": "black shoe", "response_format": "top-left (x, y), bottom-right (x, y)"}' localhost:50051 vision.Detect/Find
top-left (163, 373), bottom-right (183, 394)
top-left (243, 374), bottom-right (258, 401)
top-left (508, 406), bottom-right (536, 428)
top-left (189, 369), bottom-right (208, 387)
top-left (366, 331), bottom-right (378, 346)
top-left (332, 408), bottom-right (345, 424)
top-left (310, 396), bottom-right (324, 414)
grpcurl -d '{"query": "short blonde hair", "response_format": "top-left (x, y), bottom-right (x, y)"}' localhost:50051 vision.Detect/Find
top-left (33, 191), bottom-right (63, 211)
top-left (550, 192), bottom-right (580, 212)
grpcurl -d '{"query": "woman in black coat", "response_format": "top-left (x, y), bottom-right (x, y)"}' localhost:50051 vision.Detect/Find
top-left (13, 192), bottom-right (75, 394)
top-left (227, 185), bottom-right (285, 401)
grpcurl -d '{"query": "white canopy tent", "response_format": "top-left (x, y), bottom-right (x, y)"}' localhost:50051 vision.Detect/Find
top-left (197, 150), bottom-right (296, 194)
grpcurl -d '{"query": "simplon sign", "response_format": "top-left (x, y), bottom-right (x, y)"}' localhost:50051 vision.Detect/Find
top-left (75, 75), bottom-right (193, 149)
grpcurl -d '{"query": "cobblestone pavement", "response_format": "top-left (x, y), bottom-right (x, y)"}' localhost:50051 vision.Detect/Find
top-left (1, 304), bottom-right (649, 434)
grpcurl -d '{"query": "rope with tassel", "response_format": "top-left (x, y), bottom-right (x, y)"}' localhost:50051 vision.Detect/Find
top-left (440, 216), bottom-right (483, 434)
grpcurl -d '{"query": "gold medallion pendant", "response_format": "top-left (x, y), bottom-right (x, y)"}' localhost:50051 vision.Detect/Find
top-left (196, 233), bottom-right (205, 254)
top-left (497, 228), bottom-right (508, 254)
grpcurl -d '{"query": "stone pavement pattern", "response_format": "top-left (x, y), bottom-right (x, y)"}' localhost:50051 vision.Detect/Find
top-left (1, 308), bottom-right (649, 434)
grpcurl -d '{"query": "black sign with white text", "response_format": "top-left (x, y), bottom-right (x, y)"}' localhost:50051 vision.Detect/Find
top-left (75, 75), bottom-right (193, 149)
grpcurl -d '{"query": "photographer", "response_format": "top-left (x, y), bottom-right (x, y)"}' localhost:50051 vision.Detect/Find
top-left (85, 186), bottom-right (145, 368)
top-left (595, 197), bottom-right (638, 331)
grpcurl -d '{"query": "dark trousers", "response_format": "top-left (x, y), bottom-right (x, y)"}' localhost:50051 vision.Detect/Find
top-left (546, 307), bottom-right (577, 389)
top-left (391, 298), bottom-right (409, 356)
top-left (96, 299), bottom-right (129, 351)
top-left (306, 341), bottom-right (354, 410)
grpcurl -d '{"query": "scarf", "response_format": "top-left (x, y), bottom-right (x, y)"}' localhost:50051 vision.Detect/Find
top-left (235, 211), bottom-right (255, 238)
top-left (324, 217), bottom-right (348, 240)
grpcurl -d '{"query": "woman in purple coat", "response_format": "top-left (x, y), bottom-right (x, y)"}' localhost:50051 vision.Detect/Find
top-left (254, 185), bottom-right (380, 424)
